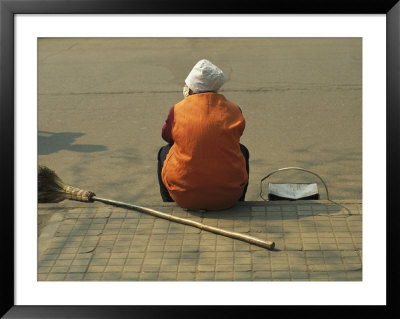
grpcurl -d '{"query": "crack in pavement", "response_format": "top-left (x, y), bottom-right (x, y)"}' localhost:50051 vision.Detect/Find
top-left (39, 84), bottom-right (361, 96)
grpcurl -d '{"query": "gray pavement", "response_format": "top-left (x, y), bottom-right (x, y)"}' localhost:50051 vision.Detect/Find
top-left (38, 200), bottom-right (362, 281)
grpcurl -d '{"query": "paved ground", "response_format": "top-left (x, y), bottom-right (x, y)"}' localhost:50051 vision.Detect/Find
top-left (38, 200), bottom-right (362, 281)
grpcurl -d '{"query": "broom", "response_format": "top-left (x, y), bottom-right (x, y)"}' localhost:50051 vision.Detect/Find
top-left (38, 165), bottom-right (275, 250)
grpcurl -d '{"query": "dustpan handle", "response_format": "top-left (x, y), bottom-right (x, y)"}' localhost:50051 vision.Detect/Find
top-left (260, 167), bottom-right (330, 201)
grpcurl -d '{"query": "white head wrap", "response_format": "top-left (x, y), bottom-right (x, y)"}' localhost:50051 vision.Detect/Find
top-left (185, 59), bottom-right (226, 93)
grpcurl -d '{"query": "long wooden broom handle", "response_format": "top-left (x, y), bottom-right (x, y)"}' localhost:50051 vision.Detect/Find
top-left (92, 196), bottom-right (275, 250)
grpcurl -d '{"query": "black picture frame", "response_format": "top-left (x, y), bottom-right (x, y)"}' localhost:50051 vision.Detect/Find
top-left (1, 0), bottom-right (399, 317)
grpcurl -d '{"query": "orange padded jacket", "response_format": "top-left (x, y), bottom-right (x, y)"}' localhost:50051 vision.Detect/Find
top-left (161, 92), bottom-right (248, 211)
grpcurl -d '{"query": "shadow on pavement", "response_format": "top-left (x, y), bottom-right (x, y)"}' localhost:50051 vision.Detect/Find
top-left (38, 130), bottom-right (107, 155)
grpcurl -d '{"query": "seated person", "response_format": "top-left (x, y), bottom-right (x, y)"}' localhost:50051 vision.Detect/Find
top-left (157, 59), bottom-right (249, 211)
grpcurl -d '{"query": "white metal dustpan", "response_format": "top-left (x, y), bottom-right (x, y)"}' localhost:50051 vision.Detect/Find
top-left (259, 167), bottom-right (330, 201)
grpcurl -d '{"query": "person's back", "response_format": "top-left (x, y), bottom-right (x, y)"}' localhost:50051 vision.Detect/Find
top-left (157, 59), bottom-right (250, 211)
top-left (162, 92), bottom-right (248, 210)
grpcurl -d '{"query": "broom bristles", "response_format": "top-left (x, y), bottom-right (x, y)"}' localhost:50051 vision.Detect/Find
top-left (38, 165), bottom-right (95, 203)
top-left (38, 165), bottom-right (67, 203)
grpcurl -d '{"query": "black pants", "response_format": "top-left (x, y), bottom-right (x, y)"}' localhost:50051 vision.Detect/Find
top-left (157, 144), bottom-right (250, 202)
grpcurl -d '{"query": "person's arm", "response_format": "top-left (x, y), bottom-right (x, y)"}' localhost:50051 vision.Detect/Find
top-left (162, 106), bottom-right (175, 144)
